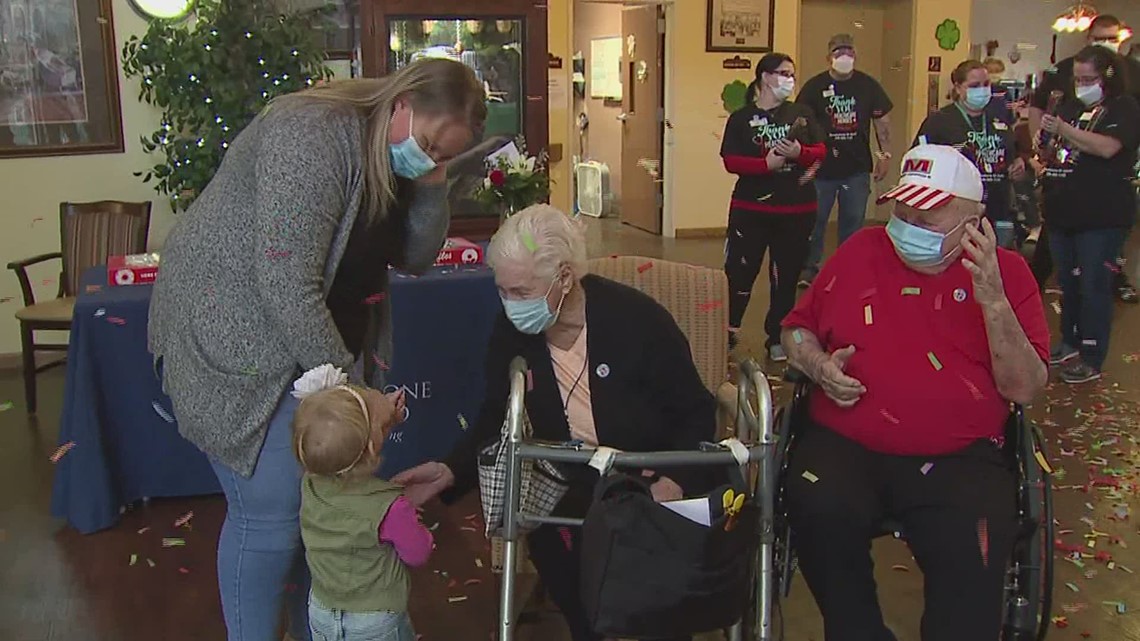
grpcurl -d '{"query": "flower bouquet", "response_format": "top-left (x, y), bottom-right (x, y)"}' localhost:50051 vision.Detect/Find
top-left (473, 138), bottom-right (551, 222)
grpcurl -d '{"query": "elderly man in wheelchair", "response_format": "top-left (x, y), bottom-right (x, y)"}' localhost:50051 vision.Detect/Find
top-left (775, 144), bottom-right (1051, 641)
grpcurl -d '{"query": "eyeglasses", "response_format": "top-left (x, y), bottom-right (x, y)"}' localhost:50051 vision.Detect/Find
top-left (768, 70), bottom-right (796, 79)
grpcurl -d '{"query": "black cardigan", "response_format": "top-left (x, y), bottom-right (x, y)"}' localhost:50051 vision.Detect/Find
top-left (441, 274), bottom-right (718, 502)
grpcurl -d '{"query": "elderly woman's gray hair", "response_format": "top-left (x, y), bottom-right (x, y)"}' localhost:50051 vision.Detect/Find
top-left (488, 204), bottom-right (589, 279)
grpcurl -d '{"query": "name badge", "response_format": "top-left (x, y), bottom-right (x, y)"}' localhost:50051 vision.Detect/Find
top-left (1079, 111), bottom-right (1094, 122)
top-left (823, 88), bottom-right (835, 98)
top-left (749, 115), bottom-right (763, 127)
top-left (994, 121), bottom-right (1008, 131)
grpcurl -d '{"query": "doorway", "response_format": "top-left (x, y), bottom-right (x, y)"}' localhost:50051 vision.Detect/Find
top-left (573, 0), bottom-right (666, 234)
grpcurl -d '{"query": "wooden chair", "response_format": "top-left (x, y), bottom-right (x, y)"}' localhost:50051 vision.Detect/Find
top-left (8, 201), bottom-right (151, 414)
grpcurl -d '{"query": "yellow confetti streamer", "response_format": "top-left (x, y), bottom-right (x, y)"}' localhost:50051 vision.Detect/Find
top-left (1034, 450), bottom-right (1053, 474)
top-left (801, 470), bottom-right (820, 483)
top-left (457, 414), bottom-right (469, 430)
top-left (901, 287), bottom-right (921, 295)
top-left (863, 304), bottom-right (873, 325)
top-left (927, 352), bottom-right (943, 371)
top-left (130, 554), bottom-right (138, 566)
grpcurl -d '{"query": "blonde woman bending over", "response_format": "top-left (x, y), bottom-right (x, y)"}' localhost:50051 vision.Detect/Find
top-left (149, 58), bottom-right (485, 641)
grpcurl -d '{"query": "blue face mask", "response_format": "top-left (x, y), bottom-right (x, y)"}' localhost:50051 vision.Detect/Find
top-left (501, 275), bottom-right (567, 335)
top-left (390, 109), bottom-right (437, 180)
top-left (963, 86), bottom-right (992, 111)
top-left (885, 215), bottom-right (969, 267)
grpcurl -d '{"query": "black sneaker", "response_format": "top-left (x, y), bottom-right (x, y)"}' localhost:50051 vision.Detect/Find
top-left (1060, 361), bottom-right (1101, 384)
top-left (1049, 343), bottom-right (1079, 365)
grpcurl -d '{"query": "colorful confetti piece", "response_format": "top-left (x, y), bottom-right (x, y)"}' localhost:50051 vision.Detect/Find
top-left (1065, 582), bottom-right (1080, 592)
top-left (920, 462), bottom-right (934, 475)
top-left (105, 316), bottom-right (127, 325)
top-left (792, 329), bottom-right (804, 344)
top-left (890, 564), bottom-right (909, 572)
top-left (50, 441), bottom-right (76, 463)
top-left (372, 354), bottom-right (391, 371)
top-left (0, 401), bottom-right (12, 412)
top-left (521, 232), bottom-right (537, 252)
top-left (934, 293), bottom-right (943, 310)
top-left (137, 527), bottom-right (150, 535)
top-left (927, 352), bottom-right (943, 371)
top-left (152, 401), bottom-right (174, 423)
top-left (162, 538), bottom-right (186, 547)
top-left (458, 414), bottom-right (469, 430)
top-left (146, 558), bottom-right (155, 568)
top-left (178, 567), bottom-right (191, 574)
top-left (863, 304), bottom-right (873, 325)
top-left (130, 554), bottom-right (138, 566)
top-left (900, 287), bottom-right (921, 296)
top-left (448, 596), bottom-right (468, 603)
top-left (880, 408), bottom-right (900, 425)
top-left (637, 261), bottom-right (654, 274)
top-left (264, 248), bottom-right (291, 259)
top-left (801, 470), bottom-right (819, 483)
top-left (697, 300), bottom-right (725, 312)
top-left (363, 293), bottom-right (386, 304)
top-left (823, 275), bottom-right (836, 292)
top-left (174, 511), bottom-right (194, 528)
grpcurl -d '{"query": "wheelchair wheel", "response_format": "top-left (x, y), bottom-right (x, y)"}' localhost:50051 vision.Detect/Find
top-left (1000, 418), bottom-right (1054, 641)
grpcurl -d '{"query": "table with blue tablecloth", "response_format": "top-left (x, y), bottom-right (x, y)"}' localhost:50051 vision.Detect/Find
top-left (52, 262), bottom-right (500, 534)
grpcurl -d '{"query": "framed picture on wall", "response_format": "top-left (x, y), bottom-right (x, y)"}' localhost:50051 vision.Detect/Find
top-left (706, 0), bottom-right (775, 54)
top-left (0, 0), bottom-right (124, 158)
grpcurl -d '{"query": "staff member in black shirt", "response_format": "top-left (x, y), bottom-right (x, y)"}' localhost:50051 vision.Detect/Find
top-left (720, 52), bottom-right (826, 362)
top-left (1030, 14), bottom-right (1140, 303)
top-left (796, 33), bottom-right (894, 286)
top-left (914, 60), bottom-right (1026, 248)
top-left (1039, 46), bottom-right (1140, 384)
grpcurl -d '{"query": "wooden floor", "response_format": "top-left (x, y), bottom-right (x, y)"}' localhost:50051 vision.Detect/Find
top-left (1, 219), bottom-right (1139, 641)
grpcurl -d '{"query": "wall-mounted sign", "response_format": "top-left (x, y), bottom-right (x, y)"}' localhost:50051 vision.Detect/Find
top-left (722, 55), bottom-right (753, 70)
top-left (548, 54), bottom-right (563, 69)
top-left (928, 56), bottom-right (942, 73)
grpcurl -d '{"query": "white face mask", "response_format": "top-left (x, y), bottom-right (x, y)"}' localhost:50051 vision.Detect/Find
top-left (1076, 83), bottom-right (1104, 106)
top-left (771, 75), bottom-right (796, 101)
top-left (831, 55), bottom-right (855, 74)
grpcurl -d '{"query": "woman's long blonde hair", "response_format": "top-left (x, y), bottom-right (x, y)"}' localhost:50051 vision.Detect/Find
top-left (281, 58), bottom-right (486, 222)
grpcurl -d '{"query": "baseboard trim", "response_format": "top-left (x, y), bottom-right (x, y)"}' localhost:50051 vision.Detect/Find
top-left (675, 227), bottom-right (727, 239)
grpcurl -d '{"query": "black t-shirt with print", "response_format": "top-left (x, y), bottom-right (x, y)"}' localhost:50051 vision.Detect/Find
top-left (1040, 95), bottom-right (1140, 231)
top-left (796, 70), bottom-right (893, 179)
top-left (913, 101), bottom-right (1017, 221)
top-left (720, 101), bottom-right (826, 209)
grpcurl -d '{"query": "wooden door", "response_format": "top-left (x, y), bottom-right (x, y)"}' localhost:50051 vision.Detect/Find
top-left (618, 5), bottom-right (664, 235)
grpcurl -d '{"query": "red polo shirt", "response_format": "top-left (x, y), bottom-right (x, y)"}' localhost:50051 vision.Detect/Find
top-left (782, 227), bottom-right (1049, 456)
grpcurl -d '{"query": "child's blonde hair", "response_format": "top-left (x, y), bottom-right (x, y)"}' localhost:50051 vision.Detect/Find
top-left (292, 385), bottom-right (380, 479)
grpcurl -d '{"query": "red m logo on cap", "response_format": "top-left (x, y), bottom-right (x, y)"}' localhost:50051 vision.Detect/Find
top-left (902, 158), bottom-right (932, 175)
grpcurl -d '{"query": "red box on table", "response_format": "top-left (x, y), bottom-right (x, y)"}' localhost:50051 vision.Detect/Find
top-left (434, 238), bottom-right (484, 267)
top-left (108, 253), bottom-right (160, 286)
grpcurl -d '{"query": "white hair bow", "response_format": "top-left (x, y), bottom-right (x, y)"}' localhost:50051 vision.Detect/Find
top-left (291, 364), bottom-right (349, 399)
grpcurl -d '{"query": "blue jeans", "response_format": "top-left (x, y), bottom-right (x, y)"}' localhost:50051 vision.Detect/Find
top-left (1048, 226), bottom-right (1126, 371)
top-left (309, 593), bottom-right (416, 641)
top-left (210, 393), bottom-right (312, 641)
top-left (805, 172), bottom-right (872, 275)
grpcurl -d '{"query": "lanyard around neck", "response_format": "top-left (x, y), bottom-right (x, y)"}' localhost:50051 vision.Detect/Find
top-left (954, 103), bottom-right (988, 137)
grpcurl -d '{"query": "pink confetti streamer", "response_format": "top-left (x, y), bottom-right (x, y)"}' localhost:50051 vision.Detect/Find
top-left (363, 293), bottom-right (386, 304)
top-left (920, 462), bottom-right (934, 475)
top-left (637, 261), bottom-right (654, 274)
top-left (105, 316), bottom-right (127, 325)
top-left (50, 441), bottom-right (76, 463)
top-left (173, 511), bottom-right (194, 528)
top-left (372, 354), bottom-right (391, 371)
top-left (858, 287), bottom-right (877, 299)
top-left (959, 375), bottom-right (985, 401)
top-left (934, 294), bottom-right (943, 310)
top-left (697, 300), bottom-right (724, 312)
top-left (558, 526), bottom-right (573, 551)
top-left (824, 275), bottom-right (837, 292)
top-left (879, 409), bottom-right (900, 425)
top-left (977, 517), bottom-right (990, 568)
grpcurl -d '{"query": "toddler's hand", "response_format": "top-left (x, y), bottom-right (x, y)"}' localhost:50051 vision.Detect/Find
top-left (385, 389), bottom-right (406, 423)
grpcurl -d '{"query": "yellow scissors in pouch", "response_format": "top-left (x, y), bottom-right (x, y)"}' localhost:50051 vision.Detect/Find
top-left (722, 489), bottom-right (746, 531)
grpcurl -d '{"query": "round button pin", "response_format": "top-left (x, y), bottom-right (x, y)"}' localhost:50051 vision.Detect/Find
top-left (953, 288), bottom-right (967, 303)
top-left (596, 363), bottom-right (610, 378)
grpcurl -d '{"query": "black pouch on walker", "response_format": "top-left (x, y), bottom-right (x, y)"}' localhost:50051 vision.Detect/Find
top-left (579, 473), bottom-right (760, 638)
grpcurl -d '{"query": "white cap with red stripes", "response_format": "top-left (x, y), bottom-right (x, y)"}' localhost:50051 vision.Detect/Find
top-left (876, 144), bottom-right (984, 211)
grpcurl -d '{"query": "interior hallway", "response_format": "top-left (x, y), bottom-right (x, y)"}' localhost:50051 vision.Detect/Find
top-left (1, 219), bottom-right (1138, 641)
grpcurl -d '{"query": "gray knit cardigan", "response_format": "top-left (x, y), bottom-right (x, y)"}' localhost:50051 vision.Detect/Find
top-left (148, 100), bottom-right (448, 476)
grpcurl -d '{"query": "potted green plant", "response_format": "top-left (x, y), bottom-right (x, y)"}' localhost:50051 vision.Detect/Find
top-left (121, 0), bottom-right (333, 211)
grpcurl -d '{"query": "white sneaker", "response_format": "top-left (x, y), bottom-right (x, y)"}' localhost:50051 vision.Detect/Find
top-left (768, 344), bottom-right (788, 362)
